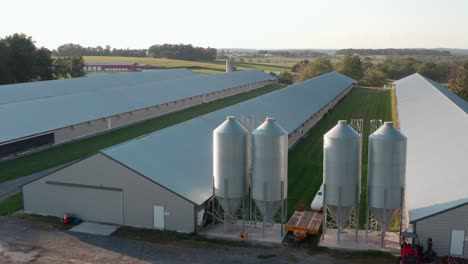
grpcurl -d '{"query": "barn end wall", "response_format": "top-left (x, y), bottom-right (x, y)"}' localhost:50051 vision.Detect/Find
top-left (23, 153), bottom-right (197, 233)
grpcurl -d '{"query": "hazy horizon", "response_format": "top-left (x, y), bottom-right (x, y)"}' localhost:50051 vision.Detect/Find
top-left (2, 0), bottom-right (468, 50)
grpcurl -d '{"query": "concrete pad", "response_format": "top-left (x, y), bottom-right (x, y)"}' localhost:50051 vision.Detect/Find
top-left (319, 229), bottom-right (400, 253)
top-left (69, 222), bottom-right (119, 236)
top-left (198, 221), bottom-right (286, 244)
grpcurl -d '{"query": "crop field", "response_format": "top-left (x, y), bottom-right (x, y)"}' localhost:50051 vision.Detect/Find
top-left (0, 84), bottom-right (285, 184)
top-left (287, 87), bottom-right (393, 229)
top-left (83, 56), bottom-right (249, 73)
top-left (235, 63), bottom-right (291, 72)
top-left (222, 56), bottom-right (307, 68)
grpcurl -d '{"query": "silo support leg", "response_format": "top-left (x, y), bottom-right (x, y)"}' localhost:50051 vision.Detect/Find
top-left (338, 186), bottom-right (342, 245)
top-left (280, 181), bottom-right (284, 238)
top-left (355, 183), bottom-right (359, 243)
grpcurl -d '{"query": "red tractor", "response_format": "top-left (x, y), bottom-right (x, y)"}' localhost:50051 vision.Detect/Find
top-left (400, 232), bottom-right (438, 264)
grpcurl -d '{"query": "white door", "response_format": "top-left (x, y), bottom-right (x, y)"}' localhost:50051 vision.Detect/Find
top-left (153, 205), bottom-right (165, 229)
top-left (450, 230), bottom-right (465, 256)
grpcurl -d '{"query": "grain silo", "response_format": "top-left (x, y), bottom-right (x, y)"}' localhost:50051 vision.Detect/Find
top-left (322, 120), bottom-right (361, 243)
top-left (252, 118), bottom-right (288, 235)
top-left (366, 121), bottom-right (407, 247)
top-left (226, 57), bottom-right (235, 72)
top-left (213, 116), bottom-right (249, 231)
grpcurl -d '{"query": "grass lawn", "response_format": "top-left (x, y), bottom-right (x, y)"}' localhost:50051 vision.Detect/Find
top-left (0, 193), bottom-right (23, 216)
top-left (0, 84), bottom-right (285, 184)
top-left (287, 87), bottom-right (393, 229)
top-left (83, 56), bottom-right (249, 72)
top-left (235, 63), bottom-right (291, 72)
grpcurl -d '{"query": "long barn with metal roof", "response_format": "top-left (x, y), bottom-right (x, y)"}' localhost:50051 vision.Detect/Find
top-left (22, 72), bottom-right (356, 233)
top-left (0, 70), bottom-right (276, 158)
top-left (0, 69), bottom-right (196, 105)
top-left (394, 73), bottom-right (468, 258)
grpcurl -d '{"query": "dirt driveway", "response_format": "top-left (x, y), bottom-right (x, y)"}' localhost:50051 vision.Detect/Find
top-left (0, 216), bottom-right (395, 264)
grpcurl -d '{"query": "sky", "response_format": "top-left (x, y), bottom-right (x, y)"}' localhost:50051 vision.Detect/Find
top-left (1, 0), bottom-right (468, 50)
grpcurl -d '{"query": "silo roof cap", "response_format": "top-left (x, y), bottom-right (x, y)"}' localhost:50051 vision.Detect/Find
top-left (370, 121), bottom-right (407, 141)
top-left (213, 116), bottom-right (249, 135)
top-left (253, 117), bottom-right (288, 136)
top-left (324, 120), bottom-right (360, 139)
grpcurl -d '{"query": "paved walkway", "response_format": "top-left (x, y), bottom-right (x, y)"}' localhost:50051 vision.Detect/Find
top-left (70, 222), bottom-right (120, 236)
top-left (0, 163), bottom-right (70, 202)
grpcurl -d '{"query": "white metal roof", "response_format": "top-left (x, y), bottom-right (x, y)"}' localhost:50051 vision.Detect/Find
top-left (102, 72), bottom-right (356, 205)
top-left (394, 73), bottom-right (468, 222)
top-left (410, 197), bottom-right (468, 223)
top-left (0, 70), bottom-right (275, 144)
top-left (0, 69), bottom-right (196, 105)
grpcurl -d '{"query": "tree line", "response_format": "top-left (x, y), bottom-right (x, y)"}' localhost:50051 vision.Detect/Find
top-left (53, 44), bottom-right (147, 57)
top-left (258, 50), bottom-right (326, 57)
top-left (336, 49), bottom-right (451, 56)
top-left (54, 43), bottom-right (217, 61)
top-left (0, 34), bottom-right (85, 85)
top-left (148, 44), bottom-right (216, 61)
top-left (294, 55), bottom-right (468, 97)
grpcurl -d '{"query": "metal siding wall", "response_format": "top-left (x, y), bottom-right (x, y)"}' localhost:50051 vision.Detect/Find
top-left (54, 119), bottom-right (109, 144)
top-left (23, 183), bottom-right (123, 224)
top-left (288, 84), bottom-right (354, 147)
top-left (51, 81), bottom-right (273, 145)
top-left (23, 153), bottom-right (196, 233)
top-left (415, 204), bottom-right (468, 257)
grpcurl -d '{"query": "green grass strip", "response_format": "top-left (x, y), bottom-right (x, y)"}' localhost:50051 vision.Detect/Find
top-left (287, 88), bottom-right (393, 230)
top-left (0, 193), bottom-right (23, 216)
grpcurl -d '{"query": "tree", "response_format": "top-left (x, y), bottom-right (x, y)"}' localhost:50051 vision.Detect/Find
top-left (34, 47), bottom-right (54, 81)
top-left (360, 68), bottom-right (388, 87)
top-left (278, 71), bottom-right (293, 85)
top-left (0, 40), bottom-right (9, 84)
top-left (291, 60), bottom-right (310, 73)
top-left (54, 57), bottom-right (70, 79)
top-left (337, 54), bottom-right (364, 80)
top-left (417, 61), bottom-right (450, 83)
top-left (5, 33), bottom-right (37, 83)
top-left (0, 34), bottom-right (56, 84)
top-left (299, 56), bottom-right (333, 81)
top-left (55, 43), bottom-right (84, 56)
top-left (69, 54), bottom-right (85, 77)
top-left (417, 61), bottom-right (438, 81)
top-left (450, 61), bottom-right (468, 97)
top-left (148, 44), bottom-right (216, 61)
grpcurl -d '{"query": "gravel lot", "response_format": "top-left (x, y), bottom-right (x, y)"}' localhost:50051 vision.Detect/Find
top-left (0, 216), bottom-right (395, 264)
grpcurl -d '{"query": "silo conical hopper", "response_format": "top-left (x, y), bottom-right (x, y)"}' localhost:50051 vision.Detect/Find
top-left (323, 120), bottom-right (361, 227)
top-left (252, 118), bottom-right (288, 225)
top-left (213, 116), bottom-right (249, 219)
top-left (368, 122), bottom-right (407, 233)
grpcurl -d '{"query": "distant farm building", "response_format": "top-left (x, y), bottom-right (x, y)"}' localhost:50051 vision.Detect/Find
top-left (84, 62), bottom-right (150, 72)
top-left (22, 72), bottom-right (356, 233)
top-left (0, 70), bottom-right (276, 159)
top-left (394, 73), bottom-right (468, 258)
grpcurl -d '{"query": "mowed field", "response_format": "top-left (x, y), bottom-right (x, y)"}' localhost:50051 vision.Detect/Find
top-left (83, 56), bottom-right (249, 73)
top-left (235, 63), bottom-right (291, 72)
top-left (0, 84), bottom-right (285, 184)
top-left (287, 87), bottom-right (393, 229)
top-left (220, 56), bottom-right (307, 68)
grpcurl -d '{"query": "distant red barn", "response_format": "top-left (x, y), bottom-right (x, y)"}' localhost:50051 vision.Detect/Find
top-left (84, 62), bottom-right (150, 72)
